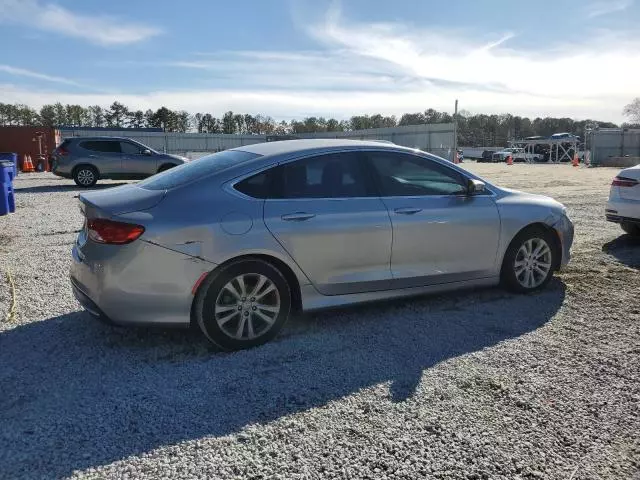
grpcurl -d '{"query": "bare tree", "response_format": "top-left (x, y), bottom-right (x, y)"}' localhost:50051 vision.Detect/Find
top-left (623, 98), bottom-right (640, 124)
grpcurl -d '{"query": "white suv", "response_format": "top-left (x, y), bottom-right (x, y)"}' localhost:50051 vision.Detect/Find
top-left (606, 164), bottom-right (640, 236)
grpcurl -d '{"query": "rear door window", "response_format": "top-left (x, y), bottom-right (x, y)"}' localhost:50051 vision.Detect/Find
top-left (270, 152), bottom-right (370, 199)
top-left (79, 141), bottom-right (121, 153)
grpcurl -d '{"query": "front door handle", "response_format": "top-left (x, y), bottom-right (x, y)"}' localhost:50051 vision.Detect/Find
top-left (394, 207), bottom-right (422, 215)
top-left (281, 212), bottom-right (316, 221)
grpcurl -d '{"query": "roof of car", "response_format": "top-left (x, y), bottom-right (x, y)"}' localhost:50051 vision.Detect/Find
top-left (234, 139), bottom-right (407, 156)
top-left (69, 136), bottom-right (135, 141)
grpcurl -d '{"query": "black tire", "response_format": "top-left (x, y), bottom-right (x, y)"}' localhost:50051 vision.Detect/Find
top-left (194, 259), bottom-right (291, 350)
top-left (73, 165), bottom-right (98, 187)
top-left (158, 163), bottom-right (176, 173)
top-left (621, 222), bottom-right (640, 236)
top-left (500, 226), bottom-right (557, 293)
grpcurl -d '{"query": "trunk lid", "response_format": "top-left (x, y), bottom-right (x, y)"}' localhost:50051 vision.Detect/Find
top-left (79, 184), bottom-right (166, 218)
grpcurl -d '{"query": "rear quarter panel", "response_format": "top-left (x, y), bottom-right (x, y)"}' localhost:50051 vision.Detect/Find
top-left (118, 177), bottom-right (313, 288)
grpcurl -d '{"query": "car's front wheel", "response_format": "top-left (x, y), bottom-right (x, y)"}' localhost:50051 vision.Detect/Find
top-left (621, 222), bottom-right (640, 236)
top-left (194, 260), bottom-right (292, 350)
top-left (501, 226), bottom-right (556, 293)
top-left (73, 166), bottom-right (98, 187)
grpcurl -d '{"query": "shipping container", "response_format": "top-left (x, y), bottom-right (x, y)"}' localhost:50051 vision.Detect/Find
top-left (0, 126), bottom-right (61, 170)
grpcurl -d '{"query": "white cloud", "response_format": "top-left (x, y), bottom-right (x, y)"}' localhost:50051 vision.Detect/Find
top-left (0, 0), bottom-right (161, 45)
top-left (2, 4), bottom-right (637, 123)
top-left (585, 0), bottom-right (633, 18)
top-left (301, 3), bottom-right (640, 121)
top-left (0, 64), bottom-right (84, 86)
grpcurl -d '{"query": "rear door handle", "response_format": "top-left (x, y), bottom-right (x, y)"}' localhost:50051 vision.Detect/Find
top-left (394, 207), bottom-right (422, 215)
top-left (281, 212), bottom-right (316, 221)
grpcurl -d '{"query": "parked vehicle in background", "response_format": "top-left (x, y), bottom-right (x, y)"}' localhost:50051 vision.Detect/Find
top-left (606, 164), bottom-right (640, 236)
top-left (492, 147), bottom-right (543, 163)
top-left (51, 137), bottom-right (189, 187)
top-left (550, 132), bottom-right (577, 140)
top-left (71, 139), bottom-right (574, 350)
top-left (479, 150), bottom-right (496, 163)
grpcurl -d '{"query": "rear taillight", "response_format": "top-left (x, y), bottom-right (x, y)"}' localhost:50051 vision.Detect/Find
top-left (612, 176), bottom-right (639, 187)
top-left (57, 146), bottom-right (69, 156)
top-left (87, 219), bottom-right (145, 245)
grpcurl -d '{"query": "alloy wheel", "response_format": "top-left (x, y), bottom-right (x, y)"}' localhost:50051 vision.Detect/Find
top-left (513, 238), bottom-right (552, 289)
top-left (214, 273), bottom-right (280, 340)
top-left (77, 169), bottom-right (95, 186)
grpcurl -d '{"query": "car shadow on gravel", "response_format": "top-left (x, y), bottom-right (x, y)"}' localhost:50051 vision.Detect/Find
top-left (0, 281), bottom-right (565, 479)
top-left (14, 182), bottom-right (129, 194)
top-left (602, 234), bottom-right (640, 268)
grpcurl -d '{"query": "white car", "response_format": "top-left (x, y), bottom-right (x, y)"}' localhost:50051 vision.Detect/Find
top-left (606, 164), bottom-right (640, 236)
top-left (492, 148), bottom-right (542, 163)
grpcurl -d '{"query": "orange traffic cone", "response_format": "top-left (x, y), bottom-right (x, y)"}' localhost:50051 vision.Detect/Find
top-left (572, 154), bottom-right (579, 167)
top-left (507, 155), bottom-right (513, 166)
top-left (21, 154), bottom-right (34, 173)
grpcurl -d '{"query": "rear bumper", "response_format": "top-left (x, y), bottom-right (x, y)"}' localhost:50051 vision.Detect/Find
top-left (606, 213), bottom-right (640, 225)
top-left (606, 198), bottom-right (640, 224)
top-left (70, 239), bottom-right (214, 327)
top-left (52, 164), bottom-right (72, 178)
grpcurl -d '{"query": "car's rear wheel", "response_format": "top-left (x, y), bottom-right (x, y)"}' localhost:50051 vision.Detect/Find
top-left (501, 226), bottom-right (556, 293)
top-left (194, 260), bottom-right (291, 350)
top-left (621, 222), bottom-right (640, 236)
top-left (73, 166), bottom-right (98, 187)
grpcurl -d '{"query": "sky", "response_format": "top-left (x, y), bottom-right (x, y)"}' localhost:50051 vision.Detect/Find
top-left (1, 0), bottom-right (639, 123)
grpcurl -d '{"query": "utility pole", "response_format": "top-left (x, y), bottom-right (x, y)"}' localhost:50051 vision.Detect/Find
top-left (453, 99), bottom-right (458, 162)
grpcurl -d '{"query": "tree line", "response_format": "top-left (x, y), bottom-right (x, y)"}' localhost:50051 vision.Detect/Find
top-left (0, 101), bottom-right (624, 146)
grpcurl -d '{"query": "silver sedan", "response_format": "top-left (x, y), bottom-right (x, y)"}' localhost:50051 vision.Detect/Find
top-left (71, 140), bottom-right (574, 350)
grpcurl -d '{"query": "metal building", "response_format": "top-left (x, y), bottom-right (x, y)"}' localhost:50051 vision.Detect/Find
top-left (589, 128), bottom-right (640, 167)
top-left (301, 123), bottom-right (456, 161)
top-left (58, 123), bottom-right (456, 161)
top-left (58, 128), bottom-right (266, 156)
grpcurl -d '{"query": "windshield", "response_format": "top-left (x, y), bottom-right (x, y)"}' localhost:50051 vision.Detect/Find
top-left (139, 150), bottom-right (261, 190)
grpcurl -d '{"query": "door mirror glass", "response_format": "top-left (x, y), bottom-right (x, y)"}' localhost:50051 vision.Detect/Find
top-left (467, 179), bottom-right (486, 195)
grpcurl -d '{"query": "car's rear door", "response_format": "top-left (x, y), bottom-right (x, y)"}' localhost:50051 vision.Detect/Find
top-left (263, 151), bottom-right (393, 295)
top-left (77, 140), bottom-right (122, 175)
top-left (365, 150), bottom-right (501, 287)
top-left (120, 141), bottom-right (157, 177)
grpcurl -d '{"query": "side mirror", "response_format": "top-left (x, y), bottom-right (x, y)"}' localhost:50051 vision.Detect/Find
top-left (143, 149), bottom-right (152, 156)
top-left (467, 179), bottom-right (486, 195)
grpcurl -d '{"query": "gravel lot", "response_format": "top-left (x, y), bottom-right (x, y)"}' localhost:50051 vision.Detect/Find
top-left (1, 164), bottom-right (639, 480)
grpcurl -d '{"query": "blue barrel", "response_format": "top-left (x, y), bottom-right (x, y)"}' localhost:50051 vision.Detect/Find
top-left (0, 152), bottom-right (18, 178)
top-left (0, 160), bottom-right (16, 215)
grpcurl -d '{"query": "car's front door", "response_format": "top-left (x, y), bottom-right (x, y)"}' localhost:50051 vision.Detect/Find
top-left (366, 151), bottom-right (501, 287)
top-left (120, 141), bottom-right (157, 177)
top-left (263, 151), bottom-right (393, 295)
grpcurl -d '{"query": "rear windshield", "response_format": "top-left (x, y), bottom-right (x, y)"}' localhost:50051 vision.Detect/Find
top-left (139, 150), bottom-right (261, 190)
